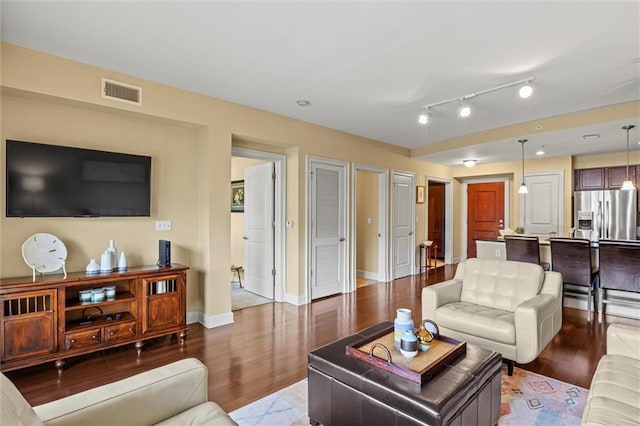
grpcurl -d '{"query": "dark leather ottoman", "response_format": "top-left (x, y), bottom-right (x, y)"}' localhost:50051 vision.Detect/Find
top-left (308, 322), bottom-right (502, 426)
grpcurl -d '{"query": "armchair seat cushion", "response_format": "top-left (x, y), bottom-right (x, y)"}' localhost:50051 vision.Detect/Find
top-left (435, 301), bottom-right (515, 345)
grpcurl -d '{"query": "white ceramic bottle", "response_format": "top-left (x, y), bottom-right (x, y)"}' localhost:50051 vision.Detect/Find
top-left (100, 251), bottom-right (113, 273)
top-left (117, 251), bottom-right (127, 272)
top-left (106, 240), bottom-right (118, 271)
top-left (394, 308), bottom-right (414, 350)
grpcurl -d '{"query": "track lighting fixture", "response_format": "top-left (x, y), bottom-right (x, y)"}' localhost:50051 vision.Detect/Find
top-left (418, 77), bottom-right (535, 126)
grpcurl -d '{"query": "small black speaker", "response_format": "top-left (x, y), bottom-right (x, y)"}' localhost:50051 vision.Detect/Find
top-left (158, 240), bottom-right (171, 267)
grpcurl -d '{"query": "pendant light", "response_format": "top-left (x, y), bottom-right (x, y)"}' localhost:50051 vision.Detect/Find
top-left (621, 125), bottom-right (636, 190)
top-left (518, 139), bottom-right (528, 194)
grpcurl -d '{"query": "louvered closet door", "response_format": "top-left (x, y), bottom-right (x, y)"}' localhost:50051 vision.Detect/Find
top-left (310, 160), bottom-right (347, 300)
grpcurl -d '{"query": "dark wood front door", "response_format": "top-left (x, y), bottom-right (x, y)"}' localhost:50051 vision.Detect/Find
top-left (467, 182), bottom-right (504, 258)
top-left (428, 182), bottom-right (445, 258)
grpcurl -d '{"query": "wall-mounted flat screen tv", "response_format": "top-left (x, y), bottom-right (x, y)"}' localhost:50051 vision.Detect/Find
top-left (6, 140), bottom-right (151, 217)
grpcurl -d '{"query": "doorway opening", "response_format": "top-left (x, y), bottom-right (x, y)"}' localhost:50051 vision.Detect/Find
top-left (426, 177), bottom-right (454, 266)
top-left (230, 148), bottom-right (286, 310)
top-left (427, 181), bottom-right (445, 267)
top-left (351, 164), bottom-right (389, 290)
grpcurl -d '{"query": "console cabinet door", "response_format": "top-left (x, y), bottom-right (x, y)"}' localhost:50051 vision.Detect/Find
top-left (1, 290), bottom-right (56, 362)
top-left (141, 274), bottom-right (185, 334)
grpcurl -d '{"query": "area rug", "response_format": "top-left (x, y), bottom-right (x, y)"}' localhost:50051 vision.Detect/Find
top-left (231, 282), bottom-right (273, 310)
top-left (229, 366), bottom-right (588, 426)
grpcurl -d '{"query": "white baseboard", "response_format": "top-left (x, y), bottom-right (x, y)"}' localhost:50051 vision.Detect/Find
top-left (197, 311), bottom-right (234, 329)
top-left (564, 296), bottom-right (640, 320)
top-left (284, 292), bottom-right (307, 306)
top-left (356, 270), bottom-right (379, 280)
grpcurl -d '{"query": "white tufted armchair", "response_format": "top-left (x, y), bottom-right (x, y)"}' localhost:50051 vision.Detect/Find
top-left (422, 258), bottom-right (563, 374)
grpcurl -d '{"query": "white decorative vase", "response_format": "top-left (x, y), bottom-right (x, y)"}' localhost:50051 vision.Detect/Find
top-left (86, 259), bottom-right (100, 275)
top-left (394, 308), bottom-right (414, 350)
top-left (117, 252), bottom-right (127, 272)
top-left (100, 251), bottom-right (113, 273)
top-left (106, 240), bottom-right (118, 271)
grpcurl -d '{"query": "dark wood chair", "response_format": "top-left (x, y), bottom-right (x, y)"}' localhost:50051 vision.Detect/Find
top-left (504, 235), bottom-right (550, 270)
top-left (597, 239), bottom-right (640, 316)
top-left (549, 238), bottom-right (598, 313)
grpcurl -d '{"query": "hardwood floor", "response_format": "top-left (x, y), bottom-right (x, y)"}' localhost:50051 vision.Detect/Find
top-left (5, 263), bottom-right (639, 413)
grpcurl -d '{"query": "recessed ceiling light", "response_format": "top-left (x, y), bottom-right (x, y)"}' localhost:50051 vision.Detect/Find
top-left (296, 99), bottom-right (311, 107)
top-left (582, 133), bottom-right (600, 140)
top-left (462, 159), bottom-right (477, 167)
top-left (536, 149), bottom-right (545, 156)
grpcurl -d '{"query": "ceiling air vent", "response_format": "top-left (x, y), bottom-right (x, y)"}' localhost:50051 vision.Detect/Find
top-left (102, 78), bottom-right (142, 105)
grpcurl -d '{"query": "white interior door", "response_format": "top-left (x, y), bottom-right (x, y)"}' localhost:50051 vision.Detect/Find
top-left (521, 171), bottom-right (563, 236)
top-left (392, 172), bottom-right (415, 278)
top-left (243, 162), bottom-right (274, 299)
top-left (309, 159), bottom-right (347, 300)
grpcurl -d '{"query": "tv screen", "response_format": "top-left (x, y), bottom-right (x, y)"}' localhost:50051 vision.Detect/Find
top-left (6, 140), bottom-right (151, 217)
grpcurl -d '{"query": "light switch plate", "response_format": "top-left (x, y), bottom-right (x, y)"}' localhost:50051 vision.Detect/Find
top-left (156, 220), bottom-right (172, 231)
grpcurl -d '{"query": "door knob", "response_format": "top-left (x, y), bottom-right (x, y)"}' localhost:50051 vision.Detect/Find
top-left (242, 236), bottom-right (249, 240)
top-left (339, 237), bottom-right (346, 242)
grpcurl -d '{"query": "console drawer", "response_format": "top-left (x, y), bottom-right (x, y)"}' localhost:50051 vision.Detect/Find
top-left (105, 321), bottom-right (136, 342)
top-left (65, 329), bottom-right (101, 351)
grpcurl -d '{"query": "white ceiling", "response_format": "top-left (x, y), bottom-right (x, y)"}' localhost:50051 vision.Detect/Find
top-left (1, 1), bottom-right (639, 166)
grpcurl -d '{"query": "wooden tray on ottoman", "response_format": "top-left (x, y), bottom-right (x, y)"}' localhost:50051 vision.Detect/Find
top-left (345, 327), bottom-right (466, 385)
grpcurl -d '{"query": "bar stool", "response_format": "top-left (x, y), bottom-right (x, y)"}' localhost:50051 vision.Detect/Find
top-left (504, 235), bottom-right (550, 270)
top-left (231, 265), bottom-right (243, 287)
top-left (549, 238), bottom-right (598, 313)
top-left (597, 239), bottom-right (640, 316)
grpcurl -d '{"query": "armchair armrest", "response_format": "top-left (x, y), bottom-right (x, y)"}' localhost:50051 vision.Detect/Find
top-left (607, 323), bottom-right (640, 360)
top-left (422, 279), bottom-right (462, 320)
top-left (34, 358), bottom-right (210, 426)
top-left (514, 280), bottom-right (563, 364)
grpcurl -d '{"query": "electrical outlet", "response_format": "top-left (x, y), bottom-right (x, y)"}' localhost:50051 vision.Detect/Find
top-left (156, 220), bottom-right (172, 231)
top-left (495, 249), bottom-right (501, 257)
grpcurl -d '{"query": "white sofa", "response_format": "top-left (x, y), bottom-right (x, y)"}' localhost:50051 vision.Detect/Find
top-left (1, 358), bottom-right (237, 426)
top-left (422, 258), bottom-right (563, 372)
top-left (581, 323), bottom-right (640, 425)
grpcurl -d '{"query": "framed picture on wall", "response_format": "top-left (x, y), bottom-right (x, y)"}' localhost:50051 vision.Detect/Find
top-left (416, 185), bottom-right (425, 204)
top-left (231, 180), bottom-right (245, 212)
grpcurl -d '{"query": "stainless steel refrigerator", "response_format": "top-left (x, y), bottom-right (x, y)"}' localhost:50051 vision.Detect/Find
top-left (574, 190), bottom-right (637, 240)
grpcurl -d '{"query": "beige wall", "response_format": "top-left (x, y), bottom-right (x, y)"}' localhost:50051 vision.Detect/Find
top-left (355, 171), bottom-right (379, 275)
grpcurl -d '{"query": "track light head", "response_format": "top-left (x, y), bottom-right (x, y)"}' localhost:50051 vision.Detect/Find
top-left (459, 105), bottom-right (471, 118)
top-left (519, 84), bottom-right (533, 99)
top-left (418, 110), bottom-right (429, 125)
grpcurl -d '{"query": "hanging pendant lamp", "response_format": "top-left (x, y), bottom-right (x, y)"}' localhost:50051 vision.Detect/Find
top-left (621, 125), bottom-right (636, 190)
top-left (518, 139), bottom-right (528, 194)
